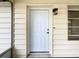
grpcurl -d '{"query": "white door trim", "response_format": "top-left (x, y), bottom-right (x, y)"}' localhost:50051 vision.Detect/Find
top-left (27, 6), bottom-right (53, 57)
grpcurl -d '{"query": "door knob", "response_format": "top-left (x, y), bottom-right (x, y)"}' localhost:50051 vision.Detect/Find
top-left (47, 29), bottom-right (49, 31)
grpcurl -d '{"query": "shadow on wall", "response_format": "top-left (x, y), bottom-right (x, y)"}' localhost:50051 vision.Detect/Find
top-left (13, 48), bottom-right (17, 58)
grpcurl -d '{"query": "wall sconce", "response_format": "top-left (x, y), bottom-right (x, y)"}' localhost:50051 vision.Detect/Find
top-left (53, 8), bottom-right (58, 15)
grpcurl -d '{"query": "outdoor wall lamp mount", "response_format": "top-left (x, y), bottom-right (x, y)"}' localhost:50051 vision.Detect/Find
top-left (53, 8), bottom-right (58, 15)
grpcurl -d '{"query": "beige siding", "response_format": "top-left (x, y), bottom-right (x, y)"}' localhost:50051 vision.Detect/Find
top-left (14, 3), bottom-right (26, 58)
top-left (0, 2), bottom-right (11, 49)
top-left (53, 4), bottom-right (79, 57)
top-left (53, 4), bottom-right (68, 57)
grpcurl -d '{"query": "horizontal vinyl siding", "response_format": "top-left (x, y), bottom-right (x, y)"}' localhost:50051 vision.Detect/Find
top-left (14, 3), bottom-right (26, 58)
top-left (53, 4), bottom-right (79, 57)
top-left (0, 2), bottom-right (11, 50)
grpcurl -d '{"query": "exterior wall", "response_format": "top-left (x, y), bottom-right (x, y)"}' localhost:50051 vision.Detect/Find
top-left (13, 1), bottom-right (26, 58)
top-left (14, 0), bottom-right (79, 58)
top-left (53, 4), bottom-right (68, 57)
top-left (53, 4), bottom-right (79, 57)
top-left (0, 2), bottom-right (11, 51)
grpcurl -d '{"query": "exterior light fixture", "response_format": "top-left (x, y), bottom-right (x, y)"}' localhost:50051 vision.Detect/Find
top-left (53, 8), bottom-right (58, 15)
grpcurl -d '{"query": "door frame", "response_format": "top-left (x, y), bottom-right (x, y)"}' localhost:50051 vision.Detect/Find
top-left (27, 5), bottom-right (54, 57)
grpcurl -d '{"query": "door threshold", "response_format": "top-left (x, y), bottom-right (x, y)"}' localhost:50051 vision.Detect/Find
top-left (27, 52), bottom-right (51, 58)
top-left (30, 51), bottom-right (49, 53)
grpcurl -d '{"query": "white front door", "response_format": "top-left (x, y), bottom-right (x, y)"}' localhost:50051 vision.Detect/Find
top-left (30, 9), bottom-right (49, 52)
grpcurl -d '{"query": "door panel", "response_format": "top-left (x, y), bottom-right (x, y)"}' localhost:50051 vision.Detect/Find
top-left (30, 9), bottom-right (49, 52)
